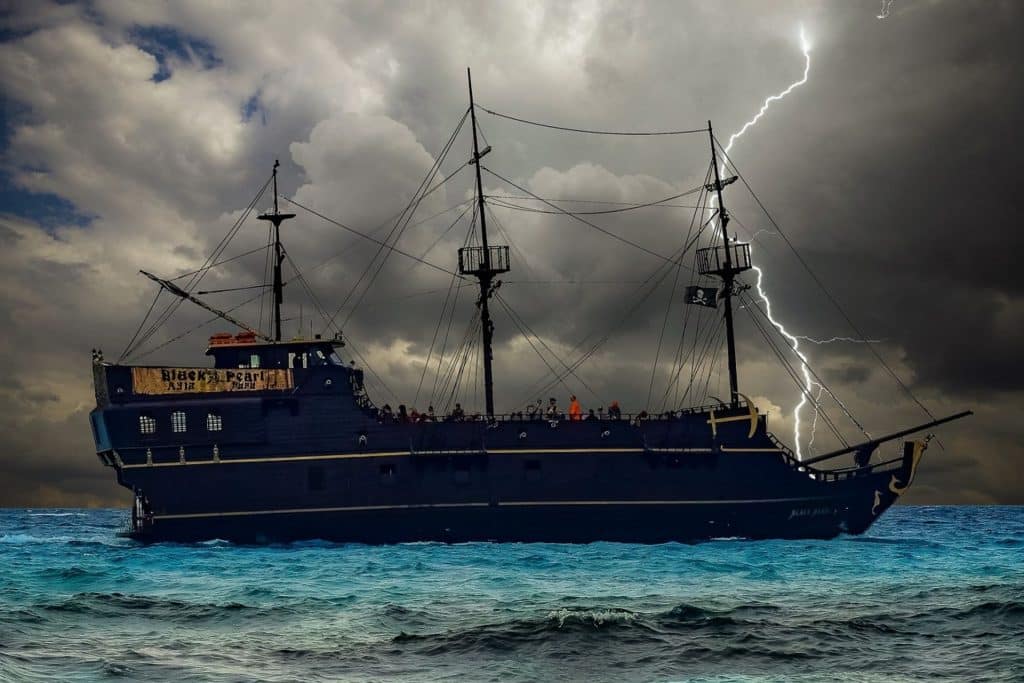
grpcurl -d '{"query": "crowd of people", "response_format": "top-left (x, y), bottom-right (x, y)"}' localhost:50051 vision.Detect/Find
top-left (374, 395), bottom-right (627, 423)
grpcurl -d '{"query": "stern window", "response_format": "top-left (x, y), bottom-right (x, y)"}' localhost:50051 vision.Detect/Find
top-left (206, 412), bottom-right (222, 432)
top-left (139, 414), bottom-right (156, 435)
top-left (171, 411), bottom-right (187, 433)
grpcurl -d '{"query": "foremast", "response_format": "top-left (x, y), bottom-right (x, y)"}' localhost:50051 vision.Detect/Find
top-left (461, 69), bottom-right (510, 417)
top-left (699, 121), bottom-right (751, 409)
top-left (258, 160), bottom-right (296, 342)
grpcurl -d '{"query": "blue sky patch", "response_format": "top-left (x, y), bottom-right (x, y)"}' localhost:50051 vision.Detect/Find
top-left (0, 171), bottom-right (94, 229)
top-left (129, 25), bottom-right (222, 83)
top-left (242, 92), bottom-right (267, 125)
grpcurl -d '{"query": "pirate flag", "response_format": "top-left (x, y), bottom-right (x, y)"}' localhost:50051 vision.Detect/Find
top-left (685, 285), bottom-right (718, 308)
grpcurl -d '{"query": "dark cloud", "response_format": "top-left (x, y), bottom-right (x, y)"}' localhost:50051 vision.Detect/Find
top-left (0, 0), bottom-right (1020, 506)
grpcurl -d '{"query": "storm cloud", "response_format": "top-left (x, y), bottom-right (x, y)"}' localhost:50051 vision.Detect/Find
top-left (0, 0), bottom-right (1020, 506)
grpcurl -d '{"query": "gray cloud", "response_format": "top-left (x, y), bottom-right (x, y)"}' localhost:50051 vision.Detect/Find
top-left (0, 0), bottom-right (1020, 507)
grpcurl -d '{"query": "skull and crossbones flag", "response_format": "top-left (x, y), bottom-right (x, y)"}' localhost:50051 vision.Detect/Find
top-left (685, 285), bottom-right (719, 308)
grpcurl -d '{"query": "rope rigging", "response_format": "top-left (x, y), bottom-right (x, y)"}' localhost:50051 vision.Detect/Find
top-left (518, 232), bottom-right (704, 406)
top-left (737, 288), bottom-right (852, 449)
top-left (482, 165), bottom-right (704, 268)
top-left (712, 136), bottom-right (936, 426)
top-left (280, 196), bottom-right (464, 280)
top-left (476, 105), bottom-right (708, 136)
top-left (646, 165), bottom-right (713, 407)
top-left (494, 291), bottom-right (601, 405)
top-left (312, 107), bottom-right (472, 333)
top-left (119, 172), bottom-right (273, 361)
top-left (660, 239), bottom-right (715, 411)
top-left (412, 213), bottom-right (479, 411)
top-left (486, 187), bottom-right (704, 216)
top-left (505, 176), bottom-right (717, 406)
top-left (487, 194), bottom-right (707, 210)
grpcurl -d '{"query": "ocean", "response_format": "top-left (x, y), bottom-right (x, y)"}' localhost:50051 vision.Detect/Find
top-left (0, 506), bottom-right (1021, 682)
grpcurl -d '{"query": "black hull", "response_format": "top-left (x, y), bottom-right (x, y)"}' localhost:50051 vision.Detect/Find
top-left (115, 444), bottom-right (911, 544)
top-left (128, 496), bottom-right (886, 545)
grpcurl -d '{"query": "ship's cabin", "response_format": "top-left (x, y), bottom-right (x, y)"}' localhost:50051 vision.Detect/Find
top-left (206, 331), bottom-right (347, 371)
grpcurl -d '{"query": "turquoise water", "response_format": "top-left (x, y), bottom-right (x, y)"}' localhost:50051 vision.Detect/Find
top-left (0, 507), bottom-right (1021, 682)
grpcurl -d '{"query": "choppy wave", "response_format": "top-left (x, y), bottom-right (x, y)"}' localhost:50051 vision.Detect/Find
top-left (1, 507), bottom-right (1022, 682)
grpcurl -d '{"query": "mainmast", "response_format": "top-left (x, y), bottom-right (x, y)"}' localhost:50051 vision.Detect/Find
top-left (698, 121), bottom-right (751, 408)
top-left (257, 160), bottom-right (295, 342)
top-left (460, 68), bottom-right (510, 417)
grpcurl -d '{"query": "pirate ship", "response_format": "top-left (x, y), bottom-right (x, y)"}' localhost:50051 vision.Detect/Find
top-left (89, 71), bottom-right (970, 543)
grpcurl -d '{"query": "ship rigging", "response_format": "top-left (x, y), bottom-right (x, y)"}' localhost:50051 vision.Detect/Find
top-left (92, 72), bottom-right (971, 543)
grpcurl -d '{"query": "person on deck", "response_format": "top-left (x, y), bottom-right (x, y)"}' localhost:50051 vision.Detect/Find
top-left (608, 400), bottom-right (621, 420)
top-left (568, 395), bottom-right (582, 421)
top-left (451, 403), bottom-right (465, 421)
top-left (398, 404), bottom-right (409, 423)
top-left (546, 397), bottom-right (559, 419)
top-left (426, 406), bottom-right (436, 421)
top-left (586, 408), bottom-right (597, 421)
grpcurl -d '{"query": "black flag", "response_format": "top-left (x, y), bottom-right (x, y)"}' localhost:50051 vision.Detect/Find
top-left (685, 286), bottom-right (718, 308)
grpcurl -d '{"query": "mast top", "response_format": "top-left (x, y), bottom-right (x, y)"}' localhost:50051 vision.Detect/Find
top-left (258, 159), bottom-right (296, 224)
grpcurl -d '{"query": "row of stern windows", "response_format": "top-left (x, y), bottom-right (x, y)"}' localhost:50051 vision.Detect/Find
top-left (139, 411), bottom-right (222, 435)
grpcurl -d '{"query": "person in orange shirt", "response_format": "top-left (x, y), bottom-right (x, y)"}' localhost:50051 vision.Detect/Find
top-left (568, 394), bottom-right (582, 421)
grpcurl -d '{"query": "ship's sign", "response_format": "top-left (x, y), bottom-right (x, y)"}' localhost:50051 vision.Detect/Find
top-left (131, 368), bottom-right (294, 395)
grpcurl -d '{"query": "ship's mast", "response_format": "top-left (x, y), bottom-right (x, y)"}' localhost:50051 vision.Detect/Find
top-left (258, 160), bottom-right (295, 342)
top-left (461, 69), bottom-right (509, 417)
top-left (699, 121), bottom-right (751, 408)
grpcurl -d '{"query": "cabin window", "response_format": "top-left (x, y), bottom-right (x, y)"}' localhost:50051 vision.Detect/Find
top-left (171, 411), bottom-right (187, 433)
top-left (206, 412), bottom-right (222, 432)
top-left (139, 414), bottom-right (156, 435)
top-left (289, 352), bottom-right (306, 369)
top-left (249, 353), bottom-right (261, 369)
top-left (307, 466), bottom-right (325, 492)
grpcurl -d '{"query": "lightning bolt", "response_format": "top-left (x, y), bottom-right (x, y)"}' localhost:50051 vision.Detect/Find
top-left (806, 383), bottom-right (826, 454)
top-left (795, 335), bottom-right (882, 345)
top-left (719, 27), bottom-right (812, 154)
top-left (709, 25), bottom-right (818, 458)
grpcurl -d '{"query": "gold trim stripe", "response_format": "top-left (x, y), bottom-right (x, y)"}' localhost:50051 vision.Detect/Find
top-left (123, 446), bottom-right (781, 469)
top-left (123, 451), bottom-right (410, 469)
top-left (154, 496), bottom-right (828, 521)
top-left (719, 447), bottom-right (782, 453)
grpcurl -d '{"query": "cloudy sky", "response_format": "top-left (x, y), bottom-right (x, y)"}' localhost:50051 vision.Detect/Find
top-left (1, 0), bottom-right (1020, 507)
